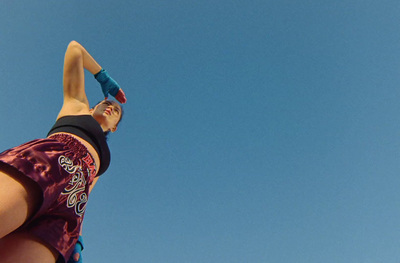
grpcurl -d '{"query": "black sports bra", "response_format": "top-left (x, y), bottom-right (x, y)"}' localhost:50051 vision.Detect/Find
top-left (47, 115), bottom-right (110, 176)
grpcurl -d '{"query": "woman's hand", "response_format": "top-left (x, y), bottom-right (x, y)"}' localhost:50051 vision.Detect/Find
top-left (114, 89), bottom-right (127, 104)
top-left (67, 236), bottom-right (84, 263)
top-left (95, 69), bottom-right (127, 104)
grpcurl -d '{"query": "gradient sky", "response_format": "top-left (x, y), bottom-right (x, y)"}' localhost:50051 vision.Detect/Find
top-left (1, 1), bottom-right (400, 262)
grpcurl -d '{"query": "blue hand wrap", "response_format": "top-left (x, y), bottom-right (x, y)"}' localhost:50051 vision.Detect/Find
top-left (94, 69), bottom-right (120, 98)
top-left (67, 236), bottom-right (84, 263)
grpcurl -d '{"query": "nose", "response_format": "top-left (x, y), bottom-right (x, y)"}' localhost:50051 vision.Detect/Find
top-left (107, 105), bottom-right (116, 114)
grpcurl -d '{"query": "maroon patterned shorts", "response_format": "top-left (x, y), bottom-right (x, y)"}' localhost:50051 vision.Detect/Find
top-left (0, 133), bottom-right (97, 262)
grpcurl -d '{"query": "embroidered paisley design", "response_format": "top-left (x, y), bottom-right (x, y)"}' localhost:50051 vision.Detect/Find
top-left (58, 155), bottom-right (89, 217)
top-left (59, 155), bottom-right (79, 174)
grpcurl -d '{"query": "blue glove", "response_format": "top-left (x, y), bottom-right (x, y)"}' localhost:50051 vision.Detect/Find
top-left (67, 236), bottom-right (84, 263)
top-left (94, 69), bottom-right (127, 104)
top-left (94, 69), bottom-right (121, 98)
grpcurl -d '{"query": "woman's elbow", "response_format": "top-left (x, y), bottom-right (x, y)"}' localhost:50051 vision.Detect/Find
top-left (65, 41), bottom-right (84, 58)
top-left (67, 40), bottom-right (81, 49)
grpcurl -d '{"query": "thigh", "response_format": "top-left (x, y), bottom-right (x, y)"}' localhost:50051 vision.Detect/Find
top-left (0, 168), bottom-right (42, 238)
top-left (0, 231), bottom-right (59, 263)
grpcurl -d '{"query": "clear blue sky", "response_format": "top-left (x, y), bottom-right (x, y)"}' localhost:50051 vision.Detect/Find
top-left (1, 1), bottom-right (400, 262)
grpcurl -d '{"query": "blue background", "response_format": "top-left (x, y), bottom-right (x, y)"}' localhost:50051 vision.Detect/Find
top-left (1, 1), bottom-right (400, 262)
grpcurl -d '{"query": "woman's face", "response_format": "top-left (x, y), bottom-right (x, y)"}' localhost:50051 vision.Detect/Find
top-left (91, 100), bottom-right (122, 132)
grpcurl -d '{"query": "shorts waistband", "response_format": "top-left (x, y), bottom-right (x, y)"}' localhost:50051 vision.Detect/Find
top-left (49, 133), bottom-right (91, 160)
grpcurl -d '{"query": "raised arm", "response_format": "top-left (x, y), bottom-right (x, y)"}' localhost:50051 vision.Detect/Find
top-left (63, 41), bottom-right (102, 105)
top-left (59, 41), bottom-right (126, 118)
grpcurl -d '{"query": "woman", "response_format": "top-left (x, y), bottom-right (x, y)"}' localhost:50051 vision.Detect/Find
top-left (0, 40), bottom-right (127, 262)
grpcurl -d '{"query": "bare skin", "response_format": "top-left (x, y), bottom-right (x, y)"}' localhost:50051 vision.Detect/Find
top-left (0, 232), bottom-right (59, 263)
top-left (0, 41), bottom-right (124, 262)
top-left (0, 167), bottom-right (42, 239)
